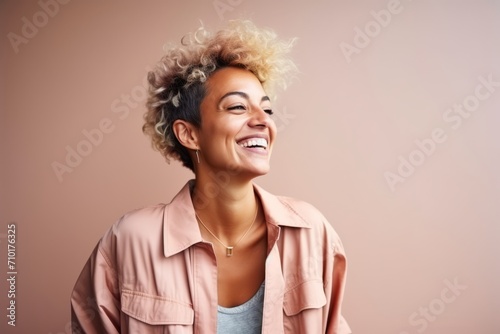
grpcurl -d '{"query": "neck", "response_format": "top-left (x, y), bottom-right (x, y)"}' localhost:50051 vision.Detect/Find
top-left (191, 174), bottom-right (258, 241)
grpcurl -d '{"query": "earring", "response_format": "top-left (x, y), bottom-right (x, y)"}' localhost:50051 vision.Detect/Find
top-left (195, 149), bottom-right (200, 164)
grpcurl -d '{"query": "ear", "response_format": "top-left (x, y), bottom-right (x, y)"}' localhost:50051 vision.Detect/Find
top-left (172, 120), bottom-right (199, 150)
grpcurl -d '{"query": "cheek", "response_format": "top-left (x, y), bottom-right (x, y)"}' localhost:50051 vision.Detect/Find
top-left (204, 122), bottom-right (240, 146)
top-left (219, 117), bottom-right (246, 136)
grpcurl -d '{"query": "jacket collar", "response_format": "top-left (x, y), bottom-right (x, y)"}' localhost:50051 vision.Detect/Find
top-left (163, 180), bottom-right (310, 257)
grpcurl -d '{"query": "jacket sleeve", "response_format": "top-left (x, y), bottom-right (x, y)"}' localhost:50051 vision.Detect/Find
top-left (70, 237), bottom-right (121, 334)
top-left (325, 232), bottom-right (352, 334)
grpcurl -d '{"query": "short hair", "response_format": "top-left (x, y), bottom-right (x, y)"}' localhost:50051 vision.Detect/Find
top-left (142, 20), bottom-right (297, 171)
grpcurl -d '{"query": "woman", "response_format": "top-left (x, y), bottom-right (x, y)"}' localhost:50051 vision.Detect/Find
top-left (71, 20), bottom-right (351, 333)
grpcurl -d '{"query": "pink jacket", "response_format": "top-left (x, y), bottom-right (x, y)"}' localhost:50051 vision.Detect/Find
top-left (71, 181), bottom-right (351, 333)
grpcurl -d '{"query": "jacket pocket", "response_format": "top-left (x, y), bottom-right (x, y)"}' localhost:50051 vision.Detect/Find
top-left (121, 290), bottom-right (194, 325)
top-left (283, 280), bottom-right (327, 316)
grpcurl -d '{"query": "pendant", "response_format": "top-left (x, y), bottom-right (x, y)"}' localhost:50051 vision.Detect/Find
top-left (226, 246), bottom-right (234, 257)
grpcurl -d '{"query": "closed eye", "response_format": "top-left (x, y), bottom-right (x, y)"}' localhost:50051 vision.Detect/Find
top-left (227, 105), bottom-right (246, 111)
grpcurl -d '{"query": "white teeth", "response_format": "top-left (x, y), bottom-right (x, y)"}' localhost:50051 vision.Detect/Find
top-left (239, 138), bottom-right (268, 148)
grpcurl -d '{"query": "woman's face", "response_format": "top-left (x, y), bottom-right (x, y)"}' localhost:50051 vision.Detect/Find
top-left (196, 66), bottom-right (277, 180)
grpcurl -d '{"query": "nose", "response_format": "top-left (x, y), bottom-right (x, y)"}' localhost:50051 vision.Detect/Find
top-left (248, 106), bottom-right (273, 128)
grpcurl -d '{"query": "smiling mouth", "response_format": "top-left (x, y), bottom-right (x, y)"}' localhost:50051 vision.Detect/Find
top-left (237, 138), bottom-right (268, 150)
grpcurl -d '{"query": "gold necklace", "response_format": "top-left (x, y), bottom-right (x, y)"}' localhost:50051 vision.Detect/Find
top-left (195, 206), bottom-right (259, 257)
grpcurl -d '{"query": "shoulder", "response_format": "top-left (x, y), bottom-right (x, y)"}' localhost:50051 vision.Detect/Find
top-left (277, 195), bottom-right (328, 225)
top-left (113, 203), bottom-right (165, 233)
top-left (264, 187), bottom-right (330, 229)
top-left (256, 184), bottom-right (327, 227)
top-left (100, 203), bottom-right (166, 247)
top-left (271, 195), bottom-right (348, 278)
top-left (114, 204), bottom-right (166, 229)
top-left (272, 194), bottom-right (345, 252)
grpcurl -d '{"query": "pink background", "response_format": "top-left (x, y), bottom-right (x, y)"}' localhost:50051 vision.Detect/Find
top-left (1, 0), bottom-right (499, 333)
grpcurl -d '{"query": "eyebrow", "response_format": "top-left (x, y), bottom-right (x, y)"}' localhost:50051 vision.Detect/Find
top-left (219, 91), bottom-right (270, 104)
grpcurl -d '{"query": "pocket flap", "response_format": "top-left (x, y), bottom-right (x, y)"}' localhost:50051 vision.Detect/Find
top-left (121, 290), bottom-right (194, 325)
top-left (283, 280), bottom-right (327, 316)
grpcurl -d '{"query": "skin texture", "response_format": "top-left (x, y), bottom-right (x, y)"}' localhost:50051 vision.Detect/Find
top-left (173, 67), bottom-right (276, 307)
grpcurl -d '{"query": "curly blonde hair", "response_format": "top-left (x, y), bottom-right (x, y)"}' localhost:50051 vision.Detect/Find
top-left (142, 20), bottom-right (297, 171)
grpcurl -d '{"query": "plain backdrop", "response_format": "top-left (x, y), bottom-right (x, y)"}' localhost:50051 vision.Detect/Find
top-left (1, 0), bottom-right (499, 333)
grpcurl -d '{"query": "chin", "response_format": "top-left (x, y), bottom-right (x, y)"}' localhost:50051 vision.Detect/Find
top-left (236, 164), bottom-right (271, 180)
top-left (250, 164), bottom-right (271, 177)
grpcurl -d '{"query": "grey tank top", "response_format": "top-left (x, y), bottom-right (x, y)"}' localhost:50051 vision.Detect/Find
top-left (217, 283), bottom-right (265, 333)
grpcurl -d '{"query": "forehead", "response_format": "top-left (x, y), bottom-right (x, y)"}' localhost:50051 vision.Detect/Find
top-left (204, 67), bottom-right (266, 99)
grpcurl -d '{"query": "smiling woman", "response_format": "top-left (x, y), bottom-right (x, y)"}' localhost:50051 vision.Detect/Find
top-left (70, 20), bottom-right (351, 334)
top-left (180, 67), bottom-right (276, 180)
top-left (143, 20), bottom-right (295, 172)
